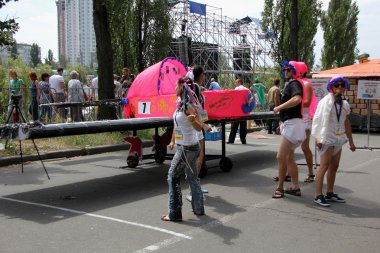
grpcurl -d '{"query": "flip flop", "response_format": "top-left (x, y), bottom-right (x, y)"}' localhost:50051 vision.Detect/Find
top-left (161, 215), bottom-right (182, 222)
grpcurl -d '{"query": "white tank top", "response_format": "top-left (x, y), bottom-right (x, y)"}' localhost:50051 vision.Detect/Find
top-left (173, 110), bottom-right (199, 146)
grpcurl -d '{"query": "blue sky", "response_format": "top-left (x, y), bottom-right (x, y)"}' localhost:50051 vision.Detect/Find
top-left (0, 0), bottom-right (379, 65)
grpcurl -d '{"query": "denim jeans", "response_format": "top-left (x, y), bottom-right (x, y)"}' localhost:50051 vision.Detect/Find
top-left (167, 143), bottom-right (204, 220)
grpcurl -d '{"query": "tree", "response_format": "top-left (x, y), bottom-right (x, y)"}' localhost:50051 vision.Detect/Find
top-left (93, 0), bottom-right (116, 119)
top-left (44, 49), bottom-right (55, 66)
top-left (261, 0), bottom-right (321, 70)
top-left (107, 0), bottom-right (172, 73)
top-left (30, 43), bottom-right (41, 67)
top-left (321, 0), bottom-right (359, 70)
top-left (0, 0), bottom-right (19, 47)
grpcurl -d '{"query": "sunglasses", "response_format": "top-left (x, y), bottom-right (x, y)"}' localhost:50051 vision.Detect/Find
top-left (333, 82), bottom-right (346, 88)
top-left (283, 68), bottom-right (291, 72)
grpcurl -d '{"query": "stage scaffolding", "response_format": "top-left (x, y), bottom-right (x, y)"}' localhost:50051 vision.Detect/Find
top-left (168, 0), bottom-right (273, 87)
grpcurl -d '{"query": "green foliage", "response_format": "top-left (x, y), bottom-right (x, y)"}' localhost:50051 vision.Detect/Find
top-left (44, 49), bottom-right (57, 68)
top-left (0, 0), bottom-right (19, 47)
top-left (321, 0), bottom-right (359, 69)
top-left (262, 0), bottom-right (322, 71)
top-left (107, 0), bottom-right (172, 73)
top-left (30, 43), bottom-right (41, 67)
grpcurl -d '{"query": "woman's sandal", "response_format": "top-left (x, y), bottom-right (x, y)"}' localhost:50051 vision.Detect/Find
top-left (284, 187), bottom-right (301, 196)
top-left (272, 176), bottom-right (291, 182)
top-left (161, 215), bottom-right (182, 222)
top-left (272, 188), bottom-right (285, 199)
top-left (304, 174), bottom-right (315, 183)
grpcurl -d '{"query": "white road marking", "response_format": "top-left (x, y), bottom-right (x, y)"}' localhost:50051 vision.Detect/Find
top-left (134, 156), bottom-right (380, 252)
top-left (0, 196), bottom-right (192, 240)
top-left (134, 199), bottom-right (275, 253)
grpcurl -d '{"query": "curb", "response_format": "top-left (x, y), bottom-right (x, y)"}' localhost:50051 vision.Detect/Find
top-left (0, 126), bottom-right (263, 167)
top-left (0, 141), bottom-right (154, 167)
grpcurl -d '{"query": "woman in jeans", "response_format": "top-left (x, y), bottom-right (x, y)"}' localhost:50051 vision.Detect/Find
top-left (162, 77), bottom-right (204, 221)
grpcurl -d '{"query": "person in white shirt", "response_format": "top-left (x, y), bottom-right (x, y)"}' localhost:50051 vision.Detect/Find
top-left (312, 76), bottom-right (356, 207)
top-left (227, 79), bottom-right (248, 144)
top-left (91, 76), bottom-right (99, 101)
top-left (49, 67), bottom-right (66, 119)
top-left (162, 77), bottom-right (204, 221)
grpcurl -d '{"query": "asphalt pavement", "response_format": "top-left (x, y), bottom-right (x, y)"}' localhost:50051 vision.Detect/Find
top-left (0, 131), bottom-right (379, 253)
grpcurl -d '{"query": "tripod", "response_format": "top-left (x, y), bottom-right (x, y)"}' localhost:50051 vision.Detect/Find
top-left (5, 95), bottom-right (50, 179)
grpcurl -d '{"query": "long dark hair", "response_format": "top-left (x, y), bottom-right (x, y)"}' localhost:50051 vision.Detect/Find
top-left (176, 77), bottom-right (202, 112)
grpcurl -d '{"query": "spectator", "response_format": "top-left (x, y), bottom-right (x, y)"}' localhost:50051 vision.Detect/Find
top-left (8, 69), bottom-right (25, 122)
top-left (227, 79), bottom-right (248, 144)
top-left (253, 77), bottom-right (267, 107)
top-left (267, 78), bottom-right (281, 134)
top-left (49, 67), bottom-right (66, 119)
top-left (28, 71), bottom-right (39, 121)
top-left (91, 76), bottom-right (98, 101)
top-left (208, 78), bottom-right (221, 90)
top-left (39, 72), bottom-right (53, 123)
top-left (67, 70), bottom-right (85, 122)
top-left (114, 74), bottom-right (122, 98)
top-left (120, 67), bottom-right (134, 97)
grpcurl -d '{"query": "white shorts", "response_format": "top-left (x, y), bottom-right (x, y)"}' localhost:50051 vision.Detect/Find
top-left (318, 145), bottom-right (342, 156)
top-left (281, 118), bottom-right (306, 147)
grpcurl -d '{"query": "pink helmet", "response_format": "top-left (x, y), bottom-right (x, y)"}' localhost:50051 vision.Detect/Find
top-left (297, 62), bottom-right (308, 78)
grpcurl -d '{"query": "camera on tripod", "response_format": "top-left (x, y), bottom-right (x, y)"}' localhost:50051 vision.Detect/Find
top-left (10, 90), bottom-right (22, 104)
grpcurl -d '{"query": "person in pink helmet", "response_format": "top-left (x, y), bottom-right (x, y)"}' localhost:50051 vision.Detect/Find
top-left (272, 61), bottom-right (305, 199)
top-left (311, 76), bottom-right (356, 207)
top-left (297, 62), bottom-right (318, 183)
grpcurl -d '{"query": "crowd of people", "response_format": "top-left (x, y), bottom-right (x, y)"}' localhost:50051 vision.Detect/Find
top-left (6, 67), bottom-right (135, 123)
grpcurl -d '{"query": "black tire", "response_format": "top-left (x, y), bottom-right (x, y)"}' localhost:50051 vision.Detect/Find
top-left (127, 154), bottom-right (139, 168)
top-left (198, 162), bottom-right (208, 178)
top-left (219, 157), bottom-right (233, 172)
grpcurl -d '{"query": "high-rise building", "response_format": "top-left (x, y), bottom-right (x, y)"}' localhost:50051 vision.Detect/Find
top-left (58, 0), bottom-right (96, 67)
top-left (56, 0), bottom-right (66, 64)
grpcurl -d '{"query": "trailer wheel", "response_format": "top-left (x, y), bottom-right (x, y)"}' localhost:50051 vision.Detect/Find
top-left (198, 163), bottom-right (208, 178)
top-left (219, 157), bottom-right (232, 172)
top-left (127, 154), bottom-right (139, 168)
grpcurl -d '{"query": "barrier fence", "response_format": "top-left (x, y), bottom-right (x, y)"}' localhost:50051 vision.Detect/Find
top-left (0, 88), bottom-right (123, 124)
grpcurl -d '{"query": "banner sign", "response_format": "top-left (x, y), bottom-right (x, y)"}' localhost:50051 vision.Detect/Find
top-left (357, 80), bottom-right (380, 100)
top-left (310, 78), bottom-right (330, 101)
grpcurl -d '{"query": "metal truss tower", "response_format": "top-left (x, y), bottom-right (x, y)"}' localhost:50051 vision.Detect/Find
top-left (168, 0), bottom-right (272, 86)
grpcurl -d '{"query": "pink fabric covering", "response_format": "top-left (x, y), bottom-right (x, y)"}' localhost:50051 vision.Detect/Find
top-left (124, 57), bottom-right (251, 119)
top-left (302, 77), bottom-right (318, 119)
top-left (127, 57), bottom-right (187, 99)
top-left (204, 90), bottom-right (250, 119)
top-left (124, 90), bottom-right (251, 119)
